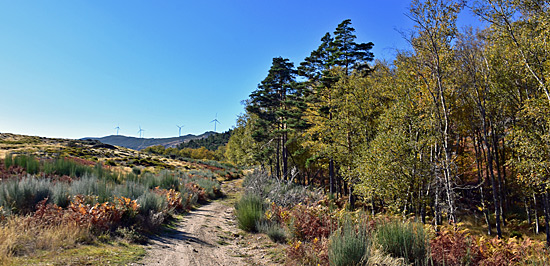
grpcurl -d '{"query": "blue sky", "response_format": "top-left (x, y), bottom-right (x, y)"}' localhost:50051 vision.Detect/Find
top-left (0, 1), bottom-right (481, 139)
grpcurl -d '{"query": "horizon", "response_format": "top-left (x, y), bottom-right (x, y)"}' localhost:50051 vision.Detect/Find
top-left (0, 1), bottom-right (482, 139)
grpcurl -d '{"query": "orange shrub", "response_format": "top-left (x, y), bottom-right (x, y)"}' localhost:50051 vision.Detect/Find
top-left (289, 204), bottom-right (335, 241)
top-left (154, 188), bottom-right (183, 211)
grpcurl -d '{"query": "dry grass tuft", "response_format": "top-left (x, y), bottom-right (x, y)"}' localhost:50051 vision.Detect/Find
top-left (0, 216), bottom-right (92, 265)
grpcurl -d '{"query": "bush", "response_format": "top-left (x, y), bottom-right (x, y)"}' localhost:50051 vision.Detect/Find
top-left (0, 177), bottom-right (52, 214)
top-left (11, 154), bottom-right (40, 175)
top-left (243, 169), bottom-right (322, 208)
top-left (43, 157), bottom-right (91, 178)
top-left (375, 221), bottom-right (428, 265)
top-left (257, 220), bottom-right (287, 243)
top-left (235, 193), bottom-right (264, 232)
top-left (328, 219), bottom-right (370, 266)
top-left (137, 190), bottom-right (166, 216)
top-left (51, 182), bottom-right (70, 208)
top-left (289, 204), bottom-right (334, 241)
top-left (113, 181), bottom-right (147, 200)
top-left (193, 178), bottom-right (221, 199)
top-left (70, 174), bottom-right (112, 203)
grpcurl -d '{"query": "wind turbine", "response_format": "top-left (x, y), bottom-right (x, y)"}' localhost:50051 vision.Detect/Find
top-left (176, 125), bottom-right (184, 137)
top-left (210, 113), bottom-right (221, 132)
top-left (114, 125), bottom-right (120, 135)
top-left (137, 126), bottom-right (145, 138)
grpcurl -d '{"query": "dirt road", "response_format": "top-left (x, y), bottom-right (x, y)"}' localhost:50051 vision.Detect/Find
top-left (137, 179), bottom-right (284, 266)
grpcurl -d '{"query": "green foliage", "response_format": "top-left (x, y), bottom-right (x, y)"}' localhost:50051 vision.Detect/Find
top-left (256, 220), bottom-right (287, 243)
top-left (375, 221), bottom-right (428, 265)
top-left (177, 130), bottom-right (232, 151)
top-left (12, 154), bottom-right (40, 175)
top-left (113, 181), bottom-right (147, 200)
top-left (328, 219), bottom-right (371, 266)
top-left (43, 157), bottom-right (91, 177)
top-left (137, 190), bottom-right (167, 215)
top-left (243, 169), bottom-right (322, 207)
top-left (4, 154), bottom-right (13, 169)
top-left (235, 193), bottom-right (265, 232)
top-left (70, 175), bottom-right (112, 203)
top-left (0, 177), bottom-right (52, 214)
top-left (51, 182), bottom-right (70, 208)
top-left (193, 178), bottom-right (220, 199)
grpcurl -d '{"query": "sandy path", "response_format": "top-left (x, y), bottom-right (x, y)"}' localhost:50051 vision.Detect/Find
top-left (138, 199), bottom-right (246, 266)
top-left (136, 179), bottom-right (285, 266)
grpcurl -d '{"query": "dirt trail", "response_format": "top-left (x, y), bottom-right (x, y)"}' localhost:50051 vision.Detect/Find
top-left (137, 179), bottom-right (284, 266)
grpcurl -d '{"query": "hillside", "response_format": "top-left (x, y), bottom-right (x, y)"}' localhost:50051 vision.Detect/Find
top-left (83, 132), bottom-right (216, 151)
top-left (177, 130), bottom-right (232, 151)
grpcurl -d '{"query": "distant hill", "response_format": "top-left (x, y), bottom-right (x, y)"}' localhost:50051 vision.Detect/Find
top-left (83, 132), bottom-right (215, 150)
top-left (177, 130), bottom-right (232, 151)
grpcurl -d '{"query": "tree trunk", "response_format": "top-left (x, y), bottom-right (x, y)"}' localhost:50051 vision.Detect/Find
top-left (543, 191), bottom-right (550, 246)
top-left (282, 130), bottom-right (288, 181)
top-left (492, 134), bottom-right (506, 227)
top-left (329, 159), bottom-right (335, 195)
top-left (535, 193), bottom-right (540, 234)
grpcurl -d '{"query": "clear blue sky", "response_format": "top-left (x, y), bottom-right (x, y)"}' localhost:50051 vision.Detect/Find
top-left (0, 0), bottom-right (481, 139)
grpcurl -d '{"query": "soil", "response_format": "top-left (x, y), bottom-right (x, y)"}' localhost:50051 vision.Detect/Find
top-left (136, 179), bottom-right (285, 266)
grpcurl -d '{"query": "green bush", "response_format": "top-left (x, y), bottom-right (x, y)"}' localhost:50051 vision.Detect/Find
top-left (51, 182), bottom-right (70, 208)
top-left (328, 220), bottom-right (371, 266)
top-left (257, 220), bottom-right (287, 243)
top-left (4, 154), bottom-right (13, 169)
top-left (11, 154), bottom-right (40, 175)
top-left (375, 221), bottom-right (428, 264)
top-left (235, 193), bottom-right (264, 232)
top-left (70, 174), bottom-right (112, 203)
top-left (137, 190), bottom-right (166, 215)
top-left (193, 178), bottom-right (221, 199)
top-left (0, 177), bottom-right (52, 214)
top-left (113, 181), bottom-right (147, 200)
top-left (158, 170), bottom-right (180, 190)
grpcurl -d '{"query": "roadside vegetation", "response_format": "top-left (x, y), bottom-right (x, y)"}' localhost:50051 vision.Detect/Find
top-left (237, 170), bottom-right (550, 265)
top-left (0, 152), bottom-right (240, 265)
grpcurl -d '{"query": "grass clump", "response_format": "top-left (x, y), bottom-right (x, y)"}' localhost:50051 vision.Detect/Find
top-left (257, 220), bottom-right (287, 243)
top-left (0, 177), bottom-right (52, 214)
top-left (375, 221), bottom-right (428, 265)
top-left (235, 193), bottom-right (264, 232)
top-left (328, 219), bottom-right (371, 266)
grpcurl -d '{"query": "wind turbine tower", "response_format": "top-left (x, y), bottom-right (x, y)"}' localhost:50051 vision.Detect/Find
top-left (115, 126), bottom-right (120, 136)
top-left (177, 125), bottom-right (184, 137)
top-left (210, 113), bottom-right (221, 132)
top-left (137, 126), bottom-right (145, 138)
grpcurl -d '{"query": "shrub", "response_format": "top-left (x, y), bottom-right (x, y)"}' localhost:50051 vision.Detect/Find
top-left (132, 166), bottom-right (142, 176)
top-left (157, 170), bottom-right (180, 190)
top-left (287, 237), bottom-right (329, 266)
top-left (4, 154), bottom-right (13, 169)
top-left (43, 157), bottom-right (91, 178)
top-left (430, 226), bottom-right (481, 266)
top-left (257, 220), bottom-right (287, 243)
top-left (51, 182), bottom-right (70, 208)
top-left (193, 178), bottom-right (221, 199)
top-left (137, 190), bottom-right (166, 216)
top-left (6, 154), bottom-right (41, 175)
top-left (243, 169), bottom-right (322, 208)
top-left (113, 181), bottom-right (147, 200)
top-left (70, 174), bottom-right (112, 203)
top-left (0, 177), bottom-right (52, 214)
top-left (375, 221), bottom-right (428, 265)
top-left (289, 204), bottom-right (334, 241)
top-left (235, 193), bottom-right (264, 232)
top-left (328, 219), bottom-right (371, 266)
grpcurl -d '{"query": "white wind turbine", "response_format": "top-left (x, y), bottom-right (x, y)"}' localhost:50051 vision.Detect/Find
top-left (137, 126), bottom-right (145, 138)
top-left (177, 125), bottom-right (184, 137)
top-left (210, 114), bottom-right (220, 132)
